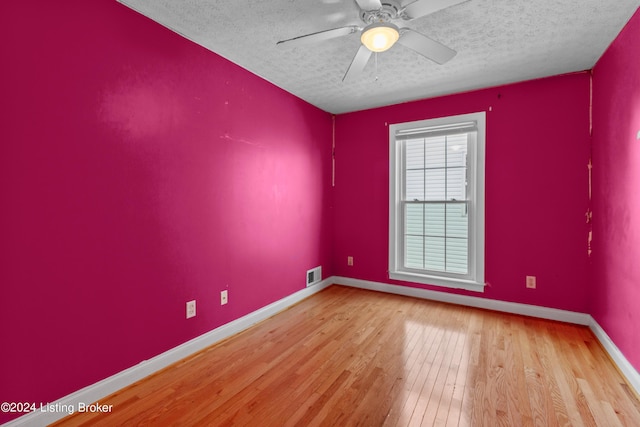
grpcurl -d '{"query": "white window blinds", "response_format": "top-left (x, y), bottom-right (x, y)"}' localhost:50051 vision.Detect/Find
top-left (403, 131), bottom-right (471, 274)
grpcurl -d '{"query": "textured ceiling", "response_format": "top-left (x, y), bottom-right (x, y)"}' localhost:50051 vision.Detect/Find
top-left (117, 0), bottom-right (640, 114)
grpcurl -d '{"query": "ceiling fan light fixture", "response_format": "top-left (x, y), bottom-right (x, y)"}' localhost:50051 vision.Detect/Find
top-left (361, 22), bottom-right (399, 52)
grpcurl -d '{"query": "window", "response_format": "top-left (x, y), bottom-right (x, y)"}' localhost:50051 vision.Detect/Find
top-left (389, 112), bottom-right (485, 292)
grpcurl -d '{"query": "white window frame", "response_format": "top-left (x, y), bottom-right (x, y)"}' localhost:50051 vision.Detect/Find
top-left (389, 112), bottom-right (485, 292)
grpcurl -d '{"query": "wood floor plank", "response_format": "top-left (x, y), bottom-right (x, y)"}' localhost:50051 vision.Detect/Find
top-left (396, 308), bottom-right (448, 425)
top-left (415, 319), bottom-right (462, 426)
top-left (432, 316), bottom-right (468, 426)
top-left (443, 311), bottom-right (474, 427)
top-left (504, 317), bottom-right (534, 427)
top-left (544, 334), bottom-right (585, 427)
top-left (52, 285), bottom-right (640, 427)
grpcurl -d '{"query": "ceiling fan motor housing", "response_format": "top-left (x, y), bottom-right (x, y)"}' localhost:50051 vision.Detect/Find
top-left (361, 0), bottom-right (402, 24)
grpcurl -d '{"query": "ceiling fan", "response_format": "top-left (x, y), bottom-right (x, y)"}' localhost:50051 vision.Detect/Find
top-left (276, 0), bottom-right (468, 81)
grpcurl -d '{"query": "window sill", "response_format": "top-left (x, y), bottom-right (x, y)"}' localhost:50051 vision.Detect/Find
top-left (389, 271), bottom-right (485, 293)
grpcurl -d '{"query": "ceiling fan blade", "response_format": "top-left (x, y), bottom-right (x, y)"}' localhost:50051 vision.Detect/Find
top-left (403, 0), bottom-right (468, 20)
top-left (354, 0), bottom-right (383, 11)
top-left (277, 26), bottom-right (360, 48)
top-left (397, 29), bottom-right (456, 64)
top-left (343, 45), bottom-right (372, 82)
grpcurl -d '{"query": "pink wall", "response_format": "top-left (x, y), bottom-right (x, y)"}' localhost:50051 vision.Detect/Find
top-left (591, 8), bottom-right (640, 371)
top-left (333, 74), bottom-right (591, 312)
top-left (0, 1), bottom-right (333, 423)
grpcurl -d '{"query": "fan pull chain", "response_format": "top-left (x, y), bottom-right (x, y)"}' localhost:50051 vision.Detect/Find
top-left (375, 52), bottom-right (379, 82)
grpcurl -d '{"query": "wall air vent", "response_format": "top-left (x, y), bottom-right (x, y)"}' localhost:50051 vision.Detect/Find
top-left (306, 266), bottom-right (322, 287)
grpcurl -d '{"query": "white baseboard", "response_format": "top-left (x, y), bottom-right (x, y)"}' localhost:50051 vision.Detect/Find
top-left (332, 275), bottom-right (640, 398)
top-left (2, 279), bottom-right (332, 427)
top-left (332, 276), bottom-right (592, 325)
top-left (588, 317), bottom-right (640, 397)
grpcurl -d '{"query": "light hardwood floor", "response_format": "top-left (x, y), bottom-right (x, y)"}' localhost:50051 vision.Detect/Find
top-left (54, 285), bottom-right (640, 426)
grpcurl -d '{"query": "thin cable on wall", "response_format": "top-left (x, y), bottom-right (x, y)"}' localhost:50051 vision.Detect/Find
top-left (332, 115), bottom-right (336, 187)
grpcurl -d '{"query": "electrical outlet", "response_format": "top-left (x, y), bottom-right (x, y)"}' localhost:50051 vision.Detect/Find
top-left (526, 276), bottom-right (536, 289)
top-left (220, 290), bottom-right (228, 305)
top-left (347, 256), bottom-right (353, 266)
top-left (186, 300), bottom-right (196, 318)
